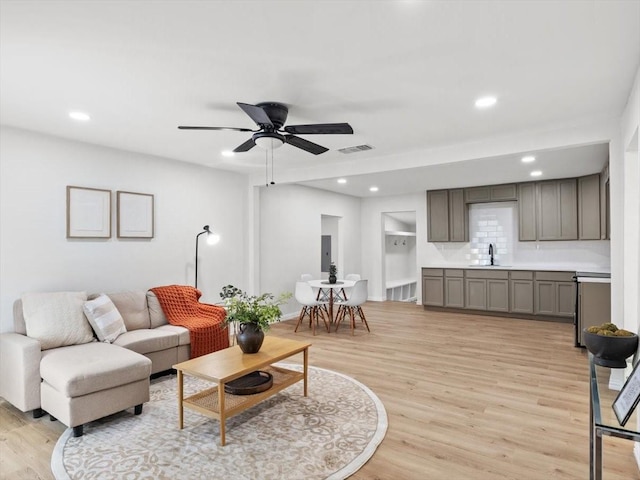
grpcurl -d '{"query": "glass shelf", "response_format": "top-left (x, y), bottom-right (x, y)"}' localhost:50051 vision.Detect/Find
top-left (589, 352), bottom-right (640, 480)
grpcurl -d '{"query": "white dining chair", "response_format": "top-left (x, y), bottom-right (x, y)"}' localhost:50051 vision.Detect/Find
top-left (300, 273), bottom-right (313, 281)
top-left (336, 273), bottom-right (361, 302)
top-left (334, 279), bottom-right (370, 335)
top-left (294, 281), bottom-right (330, 335)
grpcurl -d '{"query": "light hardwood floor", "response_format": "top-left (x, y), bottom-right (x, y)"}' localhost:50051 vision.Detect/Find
top-left (1, 301), bottom-right (639, 479)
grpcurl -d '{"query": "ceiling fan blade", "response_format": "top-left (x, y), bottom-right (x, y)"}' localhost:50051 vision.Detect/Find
top-left (233, 138), bottom-right (256, 152)
top-left (178, 126), bottom-right (254, 132)
top-left (284, 135), bottom-right (329, 155)
top-left (284, 123), bottom-right (353, 135)
top-left (237, 102), bottom-right (273, 127)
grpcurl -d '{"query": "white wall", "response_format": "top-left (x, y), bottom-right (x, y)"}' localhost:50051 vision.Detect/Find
top-left (257, 184), bottom-right (361, 317)
top-left (618, 65), bottom-right (640, 475)
top-left (0, 127), bottom-right (247, 332)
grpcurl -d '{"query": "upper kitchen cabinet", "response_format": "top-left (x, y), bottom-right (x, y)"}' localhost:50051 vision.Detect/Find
top-left (427, 190), bottom-right (449, 242)
top-left (518, 182), bottom-right (537, 241)
top-left (448, 189), bottom-right (468, 242)
top-left (426, 189), bottom-right (468, 242)
top-left (578, 174), bottom-right (601, 240)
top-left (536, 179), bottom-right (578, 240)
top-left (464, 184), bottom-right (517, 203)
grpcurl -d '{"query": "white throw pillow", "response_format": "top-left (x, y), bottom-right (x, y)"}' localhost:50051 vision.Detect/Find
top-left (83, 294), bottom-right (127, 343)
top-left (21, 291), bottom-right (94, 350)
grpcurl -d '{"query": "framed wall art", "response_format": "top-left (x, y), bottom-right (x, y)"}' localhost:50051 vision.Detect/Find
top-left (66, 186), bottom-right (112, 238)
top-left (613, 359), bottom-right (640, 427)
top-left (117, 191), bottom-right (154, 238)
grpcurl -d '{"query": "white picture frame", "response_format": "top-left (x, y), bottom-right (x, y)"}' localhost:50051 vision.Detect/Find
top-left (117, 191), bottom-right (154, 238)
top-left (66, 186), bottom-right (111, 239)
top-left (613, 359), bottom-right (640, 427)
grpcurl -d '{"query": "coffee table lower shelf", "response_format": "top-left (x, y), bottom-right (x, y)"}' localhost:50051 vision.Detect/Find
top-left (181, 365), bottom-right (303, 435)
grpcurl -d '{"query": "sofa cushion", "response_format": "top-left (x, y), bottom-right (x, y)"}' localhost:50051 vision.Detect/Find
top-left (83, 294), bottom-right (127, 343)
top-left (40, 342), bottom-right (151, 397)
top-left (154, 324), bottom-right (191, 346)
top-left (21, 292), bottom-right (94, 350)
top-left (112, 329), bottom-right (179, 355)
top-left (104, 292), bottom-right (151, 331)
top-left (146, 291), bottom-right (169, 329)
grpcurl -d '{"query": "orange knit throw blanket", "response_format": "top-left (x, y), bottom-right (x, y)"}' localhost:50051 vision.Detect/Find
top-left (150, 285), bottom-right (229, 358)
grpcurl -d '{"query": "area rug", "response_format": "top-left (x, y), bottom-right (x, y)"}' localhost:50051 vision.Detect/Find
top-left (51, 364), bottom-right (387, 480)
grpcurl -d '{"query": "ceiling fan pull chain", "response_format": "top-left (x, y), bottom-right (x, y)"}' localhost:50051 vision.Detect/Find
top-left (265, 149), bottom-right (269, 187)
top-left (270, 142), bottom-right (275, 185)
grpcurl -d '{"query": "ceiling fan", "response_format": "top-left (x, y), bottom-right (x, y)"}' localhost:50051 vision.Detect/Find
top-left (178, 102), bottom-right (353, 155)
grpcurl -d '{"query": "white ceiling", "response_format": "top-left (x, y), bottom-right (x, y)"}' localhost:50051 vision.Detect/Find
top-left (1, 1), bottom-right (638, 197)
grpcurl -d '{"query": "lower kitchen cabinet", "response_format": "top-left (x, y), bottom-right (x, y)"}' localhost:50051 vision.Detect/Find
top-left (487, 280), bottom-right (509, 312)
top-left (510, 279), bottom-right (534, 314)
top-left (444, 270), bottom-right (465, 308)
top-left (465, 278), bottom-right (487, 310)
top-left (534, 271), bottom-right (575, 318)
top-left (422, 267), bottom-right (577, 321)
top-left (422, 268), bottom-right (444, 306)
top-left (464, 270), bottom-right (509, 312)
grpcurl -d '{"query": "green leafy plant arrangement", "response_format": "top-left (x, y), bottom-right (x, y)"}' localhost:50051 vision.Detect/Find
top-left (220, 285), bottom-right (292, 332)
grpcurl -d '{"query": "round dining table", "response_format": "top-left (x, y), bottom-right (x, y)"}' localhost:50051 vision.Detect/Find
top-left (307, 279), bottom-right (356, 323)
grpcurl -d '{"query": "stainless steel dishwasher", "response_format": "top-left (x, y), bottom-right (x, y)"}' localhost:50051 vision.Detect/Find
top-left (574, 272), bottom-right (611, 347)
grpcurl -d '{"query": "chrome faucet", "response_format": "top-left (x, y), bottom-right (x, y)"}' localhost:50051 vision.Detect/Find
top-left (488, 243), bottom-right (494, 266)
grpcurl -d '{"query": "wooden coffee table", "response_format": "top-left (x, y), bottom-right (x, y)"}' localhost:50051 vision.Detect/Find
top-left (173, 336), bottom-right (311, 446)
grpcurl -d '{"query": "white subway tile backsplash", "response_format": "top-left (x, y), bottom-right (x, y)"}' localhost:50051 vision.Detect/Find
top-left (468, 202), bottom-right (517, 265)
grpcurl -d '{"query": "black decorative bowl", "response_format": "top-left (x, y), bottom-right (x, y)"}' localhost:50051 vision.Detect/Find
top-left (583, 329), bottom-right (638, 368)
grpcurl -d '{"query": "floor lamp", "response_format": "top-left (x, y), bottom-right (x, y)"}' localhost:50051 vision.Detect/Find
top-left (195, 225), bottom-right (220, 289)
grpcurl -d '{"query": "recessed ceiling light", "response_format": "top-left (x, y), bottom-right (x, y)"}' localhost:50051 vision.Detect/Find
top-left (337, 178), bottom-right (347, 184)
top-left (68, 111), bottom-right (90, 121)
top-left (521, 155), bottom-right (536, 163)
top-left (530, 170), bottom-right (542, 177)
top-left (221, 150), bottom-right (235, 157)
top-left (474, 96), bottom-right (497, 109)
top-left (369, 186), bottom-right (379, 192)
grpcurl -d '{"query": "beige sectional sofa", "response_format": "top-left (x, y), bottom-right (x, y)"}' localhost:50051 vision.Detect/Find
top-left (0, 290), bottom-right (193, 436)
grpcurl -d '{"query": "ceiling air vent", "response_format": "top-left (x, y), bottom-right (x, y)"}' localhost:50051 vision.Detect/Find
top-left (338, 144), bottom-right (374, 154)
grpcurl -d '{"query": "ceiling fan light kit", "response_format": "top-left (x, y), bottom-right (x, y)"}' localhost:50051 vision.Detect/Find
top-left (179, 101), bottom-right (353, 155)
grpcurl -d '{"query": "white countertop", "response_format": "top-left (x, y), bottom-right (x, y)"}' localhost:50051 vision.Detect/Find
top-left (576, 277), bottom-right (611, 283)
top-left (423, 264), bottom-right (611, 275)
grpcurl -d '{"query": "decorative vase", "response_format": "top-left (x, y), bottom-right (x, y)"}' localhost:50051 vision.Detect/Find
top-left (328, 274), bottom-right (337, 284)
top-left (236, 323), bottom-right (265, 354)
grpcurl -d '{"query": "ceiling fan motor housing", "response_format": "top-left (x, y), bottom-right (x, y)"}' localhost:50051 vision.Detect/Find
top-left (256, 102), bottom-right (288, 130)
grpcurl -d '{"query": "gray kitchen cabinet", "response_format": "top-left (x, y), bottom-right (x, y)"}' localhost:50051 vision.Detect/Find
top-left (427, 190), bottom-right (449, 242)
top-left (427, 189), bottom-right (468, 242)
top-left (534, 271), bottom-right (575, 318)
top-left (465, 278), bottom-right (487, 310)
top-left (578, 174), bottom-right (601, 240)
top-left (487, 280), bottom-right (509, 312)
top-left (577, 281), bottom-right (611, 346)
top-left (509, 271), bottom-right (534, 314)
top-left (444, 269), bottom-right (465, 308)
top-left (448, 189), bottom-right (468, 242)
top-left (518, 182), bottom-right (537, 241)
top-left (464, 269), bottom-right (509, 312)
top-left (556, 282), bottom-right (575, 316)
top-left (422, 268), bottom-right (444, 306)
top-left (465, 183), bottom-right (517, 203)
top-left (534, 280), bottom-right (556, 315)
top-left (536, 178), bottom-right (578, 240)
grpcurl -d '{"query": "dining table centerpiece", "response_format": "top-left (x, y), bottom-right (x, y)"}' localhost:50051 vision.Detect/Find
top-left (220, 285), bottom-right (291, 353)
top-left (328, 262), bottom-right (338, 284)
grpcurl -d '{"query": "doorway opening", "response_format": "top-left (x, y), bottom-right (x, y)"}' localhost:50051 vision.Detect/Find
top-left (383, 211), bottom-right (417, 302)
